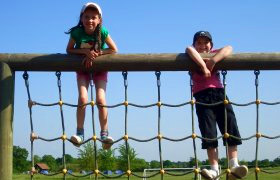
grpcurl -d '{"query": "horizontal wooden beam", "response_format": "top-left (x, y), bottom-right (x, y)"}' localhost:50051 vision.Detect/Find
top-left (1, 53), bottom-right (280, 71)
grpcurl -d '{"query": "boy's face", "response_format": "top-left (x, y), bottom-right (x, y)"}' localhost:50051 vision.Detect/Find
top-left (194, 36), bottom-right (212, 53)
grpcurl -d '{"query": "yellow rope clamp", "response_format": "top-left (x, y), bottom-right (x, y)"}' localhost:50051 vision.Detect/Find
top-left (30, 133), bottom-right (38, 141)
top-left (90, 101), bottom-right (95, 106)
top-left (58, 101), bottom-right (63, 106)
top-left (92, 135), bottom-right (97, 141)
top-left (223, 99), bottom-right (229, 105)
top-left (62, 169), bottom-right (67, 174)
top-left (255, 167), bottom-right (261, 173)
top-left (126, 170), bottom-right (131, 176)
top-left (192, 133), bottom-right (197, 139)
top-left (28, 100), bottom-right (35, 108)
top-left (226, 168), bottom-right (231, 174)
top-left (224, 133), bottom-right (230, 139)
top-left (61, 134), bottom-right (67, 141)
top-left (30, 167), bottom-right (37, 175)
top-left (256, 133), bottom-right (262, 138)
top-left (157, 101), bottom-right (162, 107)
top-left (123, 135), bottom-right (129, 141)
top-left (256, 99), bottom-right (261, 105)
top-left (94, 169), bottom-right (99, 175)
top-left (194, 168), bottom-right (200, 174)
top-left (160, 169), bottom-right (165, 175)
top-left (123, 101), bottom-right (129, 106)
top-left (157, 134), bottom-right (163, 140)
top-left (190, 100), bottom-right (196, 105)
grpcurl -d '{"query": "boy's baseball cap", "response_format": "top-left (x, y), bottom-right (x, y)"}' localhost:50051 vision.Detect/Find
top-left (80, 2), bottom-right (102, 17)
top-left (193, 31), bottom-right (213, 45)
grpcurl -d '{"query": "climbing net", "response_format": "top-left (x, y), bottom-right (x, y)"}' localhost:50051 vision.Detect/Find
top-left (22, 70), bottom-right (280, 180)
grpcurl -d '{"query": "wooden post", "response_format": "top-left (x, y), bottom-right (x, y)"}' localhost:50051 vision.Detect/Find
top-left (0, 62), bottom-right (15, 180)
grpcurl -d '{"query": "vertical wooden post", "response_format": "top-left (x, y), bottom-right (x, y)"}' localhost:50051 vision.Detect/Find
top-left (0, 62), bottom-right (14, 180)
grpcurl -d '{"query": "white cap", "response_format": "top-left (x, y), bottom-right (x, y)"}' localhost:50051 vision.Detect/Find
top-left (80, 2), bottom-right (102, 17)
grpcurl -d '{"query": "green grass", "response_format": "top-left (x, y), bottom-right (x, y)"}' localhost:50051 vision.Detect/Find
top-left (13, 167), bottom-right (280, 180)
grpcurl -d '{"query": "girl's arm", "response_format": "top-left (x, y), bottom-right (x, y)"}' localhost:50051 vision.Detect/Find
top-left (206, 45), bottom-right (233, 71)
top-left (99, 35), bottom-right (118, 55)
top-left (186, 46), bottom-right (211, 77)
top-left (66, 38), bottom-right (96, 60)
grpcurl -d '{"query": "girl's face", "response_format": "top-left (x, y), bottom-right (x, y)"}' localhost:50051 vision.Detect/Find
top-left (194, 37), bottom-right (212, 53)
top-left (81, 8), bottom-right (101, 34)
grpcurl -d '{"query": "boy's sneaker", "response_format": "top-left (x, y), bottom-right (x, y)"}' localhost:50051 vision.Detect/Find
top-left (201, 169), bottom-right (219, 180)
top-left (229, 165), bottom-right (248, 180)
top-left (100, 130), bottom-right (114, 150)
top-left (71, 129), bottom-right (84, 147)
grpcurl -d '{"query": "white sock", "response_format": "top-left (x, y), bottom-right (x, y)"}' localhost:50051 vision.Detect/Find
top-left (229, 158), bottom-right (239, 168)
top-left (211, 164), bottom-right (219, 174)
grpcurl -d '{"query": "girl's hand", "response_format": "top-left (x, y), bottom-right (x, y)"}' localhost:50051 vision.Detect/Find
top-left (82, 57), bottom-right (93, 69)
top-left (85, 49), bottom-right (99, 60)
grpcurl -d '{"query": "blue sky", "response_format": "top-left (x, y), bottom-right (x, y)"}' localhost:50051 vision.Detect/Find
top-left (1, 0), bottom-right (280, 162)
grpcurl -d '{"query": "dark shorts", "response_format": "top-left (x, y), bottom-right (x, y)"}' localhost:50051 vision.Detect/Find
top-left (194, 88), bottom-right (242, 149)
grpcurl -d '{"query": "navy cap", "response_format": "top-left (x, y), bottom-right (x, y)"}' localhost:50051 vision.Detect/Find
top-left (193, 31), bottom-right (213, 46)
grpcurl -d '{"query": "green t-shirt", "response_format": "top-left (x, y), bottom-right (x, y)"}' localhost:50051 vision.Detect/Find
top-left (70, 26), bottom-right (109, 50)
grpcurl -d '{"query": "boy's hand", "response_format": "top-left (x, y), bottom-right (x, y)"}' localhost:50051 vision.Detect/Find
top-left (204, 58), bottom-right (216, 72)
top-left (201, 66), bottom-right (211, 77)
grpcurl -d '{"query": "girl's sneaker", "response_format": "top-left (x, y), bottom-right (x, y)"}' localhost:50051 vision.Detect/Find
top-left (71, 128), bottom-right (84, 147)
top-left (100, 130), bottom-right (114, 150)
top-left (71, 134), bottom-right (84, 147)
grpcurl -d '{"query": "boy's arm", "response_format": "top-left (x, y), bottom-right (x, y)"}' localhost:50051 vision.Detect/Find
top-left (186, 46), bottom-right (211, 77)
top-left (206, 45), bottom-right (233, 71)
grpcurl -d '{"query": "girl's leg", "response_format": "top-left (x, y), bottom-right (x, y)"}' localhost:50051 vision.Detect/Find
top-left (77, 78), bottom-right (89, 130)
top-left (71, 77), bottom-right (89, 146)
top-left (95, 80), bottom-right (108, 131)
top-left (95, 80), bottom-right (113, 150)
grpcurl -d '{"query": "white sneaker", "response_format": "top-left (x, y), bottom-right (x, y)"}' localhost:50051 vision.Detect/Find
top-left (201, 169), bottom-right (219, 180)
top-left (71, 135), bottom-right (83, 147)
top-left (101, 136), bottom-right (114, 150)
top-left (229, 165), bottom-right (248, 180)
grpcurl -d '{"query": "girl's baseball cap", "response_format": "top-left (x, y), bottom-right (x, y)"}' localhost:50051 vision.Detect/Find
top-left (193, 31), bottom-right (212, 45)
top-left (80, 2), bottom-right (102, 17)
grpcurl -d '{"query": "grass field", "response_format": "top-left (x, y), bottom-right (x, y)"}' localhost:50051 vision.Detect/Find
top-left (13, 167), bottom-right (280, 180)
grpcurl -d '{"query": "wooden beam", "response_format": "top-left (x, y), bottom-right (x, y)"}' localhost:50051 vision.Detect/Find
top-left (1, 53), bottom-right (280, 71)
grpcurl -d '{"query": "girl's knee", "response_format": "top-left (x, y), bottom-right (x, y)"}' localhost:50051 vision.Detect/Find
top-left (79, 96), bottom-right (88, 105)
top-left (96, 97), bottom-right (106, 105)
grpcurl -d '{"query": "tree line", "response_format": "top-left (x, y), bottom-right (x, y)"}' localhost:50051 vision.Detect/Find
top-left (13, 144), bottom-right (280, 173)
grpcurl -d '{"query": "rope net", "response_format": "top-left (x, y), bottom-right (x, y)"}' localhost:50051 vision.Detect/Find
top-left (22, 70), bottom-right (280, 180)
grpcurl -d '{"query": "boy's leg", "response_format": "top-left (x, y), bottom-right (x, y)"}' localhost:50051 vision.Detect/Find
top-left (215, 91), bottom-right (247, 179)
top-left (228, 146), bottom-right (248, 180)
top-left (201, 148), bottom-right (220, 179)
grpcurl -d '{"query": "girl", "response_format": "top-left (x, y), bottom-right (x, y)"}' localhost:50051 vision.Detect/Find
top-left (186, 31), bottom-right (248, 180)
top-left (66, 2), bottom-right (118, 149)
